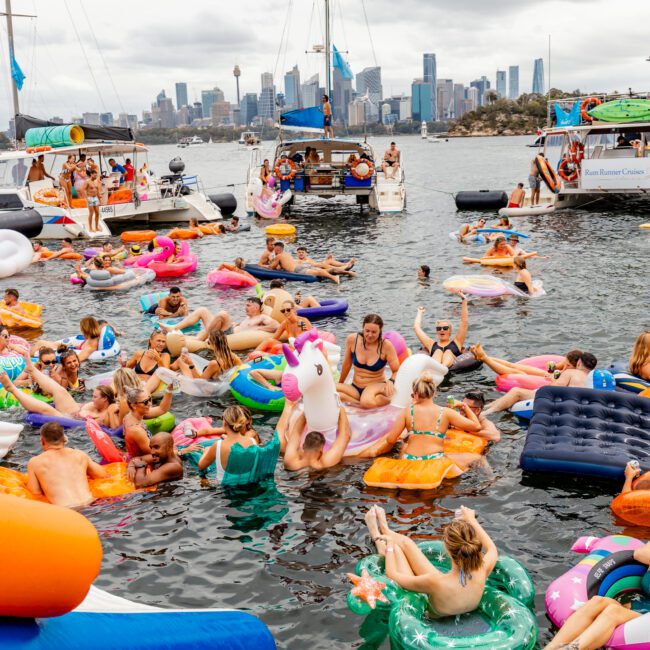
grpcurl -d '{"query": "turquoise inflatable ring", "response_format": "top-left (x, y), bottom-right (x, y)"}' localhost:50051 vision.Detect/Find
top-left (229, 354), bottom-right (287, 412)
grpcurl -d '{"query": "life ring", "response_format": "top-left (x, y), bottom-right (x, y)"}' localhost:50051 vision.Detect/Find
top-left (33, 188), bottom-right (63, 207)
top-left (558, 159), bottom-right (579, 182)
top-left (274, 159), bottom-right (296, 180)
top-left (120, 230), bottom-right (156, 243)
top-left (580, 96), bottom-right (602, 122)
top-left (265, 223), bottom-right (296, 236)
top-left (350, 158), bottom-right (374, 180)
top-left (570, 140), bottom-right (584, 164)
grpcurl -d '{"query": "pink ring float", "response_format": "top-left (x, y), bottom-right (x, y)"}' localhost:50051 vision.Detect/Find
top-left (207, 268), bottom-right (257, 287)
top-left (125, 236), bottom-right (197, 278)
top-left (495, 354), bottom-right (564, 392)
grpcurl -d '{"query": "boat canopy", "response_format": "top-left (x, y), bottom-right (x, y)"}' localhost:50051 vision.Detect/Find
top-left (0, 142), bottom-right (147, 161)
top-left (14, 114), bottom-right (134, 142)
top-left (280, 107), bottom-right (324, 132)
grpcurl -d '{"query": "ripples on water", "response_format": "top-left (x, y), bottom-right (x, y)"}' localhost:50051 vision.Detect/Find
top-left (6, 136), bottom-right (649, 647)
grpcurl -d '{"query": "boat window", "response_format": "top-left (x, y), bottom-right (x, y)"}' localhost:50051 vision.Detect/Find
top-left (0, 159), bottom-right (28, 188)
top-left (0, 193), bottom-right (23, 210)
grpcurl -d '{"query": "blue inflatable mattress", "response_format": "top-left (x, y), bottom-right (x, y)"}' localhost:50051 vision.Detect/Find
top-left (243, 264), bottom-right (320, 283)
top-left (520, 386), bottom-right (650, 480)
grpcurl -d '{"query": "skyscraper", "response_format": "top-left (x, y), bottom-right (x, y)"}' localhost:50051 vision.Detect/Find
top-left (284, 65), bottom-right (302, 110)
top-left (200, 87), bottom-right (224, 118)
top-left (532, 58), bottom-right (544, 95)
top-left (453, 83), bottom-right (465, 118)
top-left (423, 53), bottom-right (437, 124)
top-left (333, 67), bottom-right (353, 123)
top-left (356, 66), bottom-right (383, 120)
top-left (301, 74), bottom-right (320, 108)
top-left (259, 72), bottom-right (276, 120)
top-left (469, 76), bottom-right (490, 106)
top-left (411, 79), bottom-right (433, 122)
top-left (436, 79), bottom-right (454, 120)
top-left (508, 66), bottom-right (519, 99)
top-left (175, 82), bottom-right (188, 109)
top-left (240, 93), bottom-right (258, 126)
top-left (496, 70), bottom-right (506, 98)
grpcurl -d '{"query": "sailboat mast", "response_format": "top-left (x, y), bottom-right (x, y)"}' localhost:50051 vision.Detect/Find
top-left (324, 0), bottom-right (331, 97)
top-left (5, 0), bottom-right (19, 117)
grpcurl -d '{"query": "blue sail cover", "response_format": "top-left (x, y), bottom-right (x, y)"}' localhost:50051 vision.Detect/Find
top-left (554, 100), bottom-right (581, 127)
top-left (332, 44), bottom-right (353, 80)
top-left (280, 106), bottom-right (324, 130)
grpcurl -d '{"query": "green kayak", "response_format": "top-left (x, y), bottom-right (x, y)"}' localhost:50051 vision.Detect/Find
top-left (588, 99), bottom-right (650, 123)
top-left (347, 540), bottom-right (537, 650)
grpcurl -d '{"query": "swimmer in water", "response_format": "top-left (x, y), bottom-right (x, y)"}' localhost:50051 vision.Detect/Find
top-left (32, 316), bottom-right (102, 362)
top-left (513, 256), bottom-right (535, 294)
top-left (457, 217), bottom-right (487, 242)
top-left (365, 505), bottom-right (498, 618)
top-left (337, 314), bottom-right (400, 408)
top-left (126, 432), bottom-right (183, 488)
top-left (188, 217), bottom-right (205, 238)
top-left (413, 293), bottom-right (468, 368)
top-left (418, 265), bottom-right (431, 280)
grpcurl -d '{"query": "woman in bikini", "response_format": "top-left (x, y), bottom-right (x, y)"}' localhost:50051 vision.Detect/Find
top-left (52, 348), bottom-right (86, 393)
top-left (413, 294), bottom-right (468, 368)
top-left (513, 256), bottom-right (534, 294)
top-left (0, 353), bottom-right (117, 427)
top-left (123, 386), bottom-right (158, 459)
top-left (364, 504), bottom-right (498, 618)
top-left (337, 314), bottom-right (400, 409)
top-left (73, 156), bottom-right (88, 200)
top-left (59, 154), bottom-right (76, 206)
top-left (31, 316), bottom-right (102, 363)
top-left (175, 329), bottom-right (241, 381)
top-left (125, 331), bottom-right (171, 380)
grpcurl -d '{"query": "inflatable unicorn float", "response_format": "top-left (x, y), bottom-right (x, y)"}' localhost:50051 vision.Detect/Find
top-left (280, 330), bottom-right (447, 456)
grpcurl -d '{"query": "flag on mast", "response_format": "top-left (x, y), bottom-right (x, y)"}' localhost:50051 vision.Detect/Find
top-left (332, 44), bottom-right (353, 80)
top-left (10, 48), bottom-right (25, 91)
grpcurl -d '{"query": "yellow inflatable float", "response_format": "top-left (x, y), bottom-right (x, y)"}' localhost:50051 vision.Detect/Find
top-left (166, 329), bottom-right (274, 355)
top-left (0, 300), bottom-right (43, 329)
top-left (265, 223), bottom-right (296, 236)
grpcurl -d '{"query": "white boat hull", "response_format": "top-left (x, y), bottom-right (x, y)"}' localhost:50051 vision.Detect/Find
top-left (499, 203), bottom-right (555, 217)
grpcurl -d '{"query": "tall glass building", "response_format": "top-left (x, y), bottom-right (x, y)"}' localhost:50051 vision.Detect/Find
top-left (423, 53), bottom-right (437, 123)
top-left (508, 66), bottom-right (519, 99)
top-left (532, 58), bottom-right (545, 95)
top-left (411, 80), bottom-right (433, 122)
top-left (496, 70), bottom-right (506, 98)
top-left (284, 65), bottom-right (301, 110)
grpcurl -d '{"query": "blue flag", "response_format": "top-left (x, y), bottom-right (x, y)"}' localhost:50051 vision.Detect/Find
top-left (332, 44), bottom-right (353, 80)
top-left (10, 49), bottom-right (25, 91)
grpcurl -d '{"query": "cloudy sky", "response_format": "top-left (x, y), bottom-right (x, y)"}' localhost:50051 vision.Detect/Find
top-left (1, 0), bottom-right (649, 126)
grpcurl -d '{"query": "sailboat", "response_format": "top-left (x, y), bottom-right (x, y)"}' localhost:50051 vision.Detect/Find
top-left (244, 0), bottom-right (405, 216)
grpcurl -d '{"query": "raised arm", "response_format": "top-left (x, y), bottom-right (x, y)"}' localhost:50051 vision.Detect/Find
top-left (145, 387), bottom-right (173, 418)
top-left (283, 412), bottom-right (306, 469)
top-left (322, 407), bottom-right (351, 467)
top-left (455, 294), bottom-right (468, 346)
top-left (276, 399), bottom-right (298, 451)
top-left (413, 307), bottom-right (435, 352)
top-left (621, 462), bottom-right (641, 495)
top-left (461, 507), bottom-right (498, 574)
top-left (445, 403), bottom-right (481, 432)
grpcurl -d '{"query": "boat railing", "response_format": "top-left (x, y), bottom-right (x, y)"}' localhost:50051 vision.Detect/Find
top-left (546, 91), bottom-right (650, 127)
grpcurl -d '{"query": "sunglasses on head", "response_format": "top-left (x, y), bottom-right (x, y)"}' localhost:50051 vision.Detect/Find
top-left (436, 325), bottom-right (450, 331)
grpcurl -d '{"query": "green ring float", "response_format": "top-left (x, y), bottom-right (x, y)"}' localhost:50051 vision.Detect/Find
top-left (347, 540), bottom-right (537, 650)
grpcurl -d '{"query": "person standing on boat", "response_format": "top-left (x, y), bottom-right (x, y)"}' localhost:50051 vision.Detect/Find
top-left (36, 155), bottom-right (55, 183)
top-left (86, 170), bottom-right (103, 233)
top-left (322, 95), bottom-right (333, 139)
top-left (259, 159), bottom-right (272, 185)
top-left (123, 158), bottom-right (135, 188)
top-left (528, 158), bottom-right (541, 206)
top-left (508, 183), bottom-right (525, 208)
top-left (108, 158), bottom-right (126, 185)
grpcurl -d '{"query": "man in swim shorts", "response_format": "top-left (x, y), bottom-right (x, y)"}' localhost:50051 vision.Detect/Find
top-left (269, 242), bottom-right (340, 283)
top-left (86, 170), bottom-right (103, 233)
top-left (278, 400), bottom-right (351, 469)
top-left (382, 142), bottom-right (401, 180)
top-left (322, 94), bottom-right (333, 139)
top-left (259, 237), bottom-right (276, 266)
top-left (26, 422), bottom-right (107, 508)
top-left (528, 158), bottom-right (541, 206)
top-left (127, 432), bottom-right (183, 487)
top-left (508, 182), bottom-right (525, 208)
top-left (152, 287), bottom-right (188, 318)
top-left (295, 247), bottom-right (356, 276)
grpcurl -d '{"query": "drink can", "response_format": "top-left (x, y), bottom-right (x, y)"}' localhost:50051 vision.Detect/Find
top-left (447, 396), bottom-right (455, 407)
top-left (181, 347), bottom-right (189, 356)
top-left (454, 508), bottom-right (463, 520)
top-left (630, 460), bottom-right (640, 470)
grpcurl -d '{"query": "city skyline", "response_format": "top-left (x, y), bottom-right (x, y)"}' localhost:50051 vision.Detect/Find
top-left (1, 0), bottom-right (648, 128)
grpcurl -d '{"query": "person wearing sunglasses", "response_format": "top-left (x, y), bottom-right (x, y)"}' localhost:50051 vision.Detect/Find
top-left (15, 346), bottom-right (58, 391)
top-left (0, 326), bottom-right (30, 358)
top-left (457, 217), bottom-right (487, 243)
top-left (123, 386), bottom-right (158, 459)
top-left (413, 294), bottom-right (469, 368)
top-left (110, 368), bottom-right (172, 429)
top-left (272, 301), bottom-right (312, 342)
top-left (0, 352), bottom-right (118, 427)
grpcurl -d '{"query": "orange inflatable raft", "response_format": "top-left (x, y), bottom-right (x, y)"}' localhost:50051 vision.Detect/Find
top-left (168, 228), bottom-right (199, 240)
top-left (363, 430), bottom-right (486, 490)
top-left (121, 229), bottom-right (157, 243)
top-left (0, 493), bottom-right (102, 617)
top-left (0, 300), bottom-right (43, 328)
top-left (199, 223), bottom-right (224, 235)
top-left (0, 463), bottom-right (142, 502)
top-left (611, 471), bottom-right (650, 527)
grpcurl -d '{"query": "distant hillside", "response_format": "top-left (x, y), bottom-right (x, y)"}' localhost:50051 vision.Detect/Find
top-left (448, 90), bottom-right (581, 137)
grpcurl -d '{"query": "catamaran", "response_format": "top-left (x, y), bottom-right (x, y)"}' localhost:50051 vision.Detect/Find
top-left (244, 0), bottom-right (406, 217)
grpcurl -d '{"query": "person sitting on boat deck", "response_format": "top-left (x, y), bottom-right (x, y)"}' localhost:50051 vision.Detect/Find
top-left (32, 316), bottom-right (103, 362)
top-left (174, 329), bottom-right (241, 381)
top-left (259, 237), bottom-right (276, 266)
top-left (484, 235), bottom-right (516, 258)
top-left (507, 182), bottom-right (525, 208)
top-left (630, 331), bottom-right (650, 381)
top-left (160, 296), bottom-right (278, 341)
top-left (382, 142), bottom-right (401, 180)
top-left (322, 94), bottom-right (334, 139)
top-left (0, 353), bottom-right (118, 427)
top-left (345, 152), bottom-right (358, 169)
top-left (26, 422), bottom-right (107, 508)
top-left (51, 348), bottom-right (86, 393)
top-left (457, 217), bottom-right (487, 242)
top-left (35, 154), bottom-right (55, 183)
top-left (123, 158), bottom-right (135, 188)
top-left (108, 158), bottom-right (126, 185)
top-left (293, 287), bottom-right (320, 309)
top-left (2, 287), bottom-right (26, 316)
top-left (125, 331), bottom-right (171, 380)
top-left (187, 217), bottom-right (205, 238)
top-left (227, 216), bottom-right (241, 232)
top-left (260, 159), bottom-right (272, 185)
top-left (197, 406), bottom-right (259, 478)
top-left (15, 346), bottom-right (58, 391)
top-left (481, 350), bottom-right (598, 415)
top-left (365, 504), bottom-right (498, 618)
top-left (148, 286), bottom-right (188, 317)
top-left (277, 399), bottom-right (351, 470)
top-left (413, 295), bottom-right (468, 368)
top-left (31, 240), bottom-right (49, 263)
top-left (269, 241), bottom-right (341, 284)
top-left (337, 313), bottom-right (400, 408)
top-left (417, 264), bottom-right (430, 280)
top-left (543, 543), bottom-right (650, 649)
top-left (512, 256), bottom-right (536, 294)
top-left (529, 157), bottom-right (541, 206)
top-left (85, 170), bottom-right (103, 233)
top-left (307, 147), bottom-right (321, 164)
top-left (295, 247), bottom-right (356, 276)
top-left (357, 372), bottom-right (483, 462)
top-left (127, 432), bottom-right (183, 488)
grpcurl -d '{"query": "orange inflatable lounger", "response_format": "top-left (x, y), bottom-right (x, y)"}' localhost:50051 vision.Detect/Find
top-left (0, 493), bottom-right (102, 617)
top-left (0, 301), bottom-right (43, 329)
top-left (611, 471), bottom-right (650, 527)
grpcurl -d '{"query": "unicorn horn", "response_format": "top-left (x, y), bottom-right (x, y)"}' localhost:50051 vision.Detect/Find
top-left (283, 344), bottom-right (299, 367)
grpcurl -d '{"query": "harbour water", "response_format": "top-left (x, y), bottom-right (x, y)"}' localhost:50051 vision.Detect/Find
top-left (5, 135), bottom-right (648, 648)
